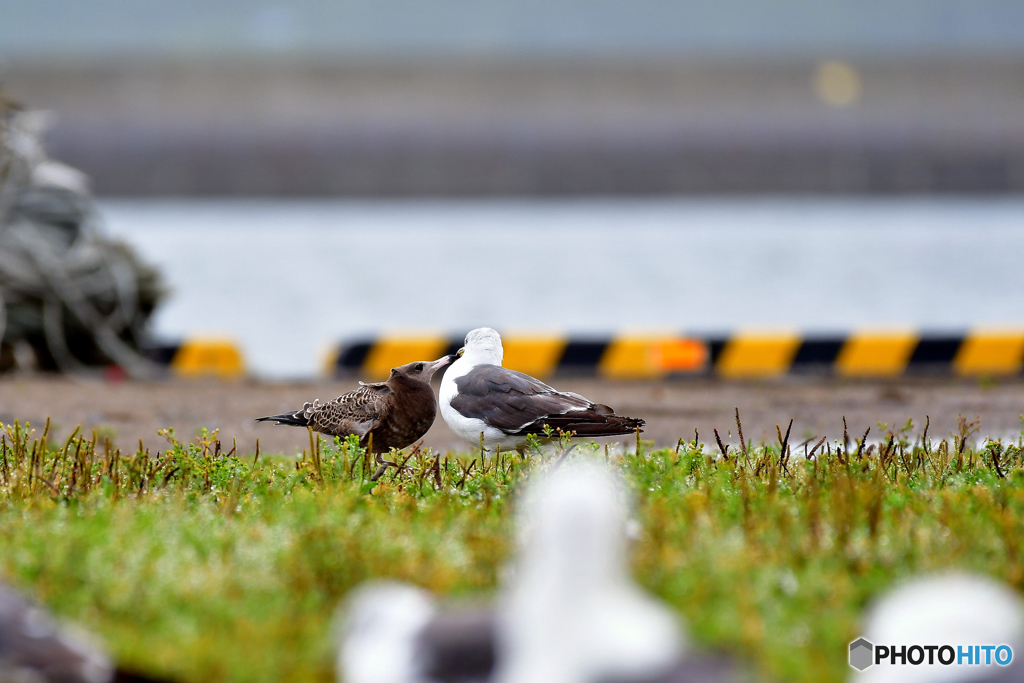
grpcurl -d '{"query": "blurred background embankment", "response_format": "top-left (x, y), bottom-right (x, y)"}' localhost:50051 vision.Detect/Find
top-left (3, 0), bottom-right (1024, 389)
top-left (5, 0), bottom-right (1024, 197)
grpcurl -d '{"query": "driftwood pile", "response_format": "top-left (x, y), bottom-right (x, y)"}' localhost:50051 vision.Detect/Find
top-left (0, 92), bottom-right (164, 377)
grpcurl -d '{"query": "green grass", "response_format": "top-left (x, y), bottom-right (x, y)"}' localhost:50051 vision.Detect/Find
top-left (1, 417), bottom-right (1023, 683)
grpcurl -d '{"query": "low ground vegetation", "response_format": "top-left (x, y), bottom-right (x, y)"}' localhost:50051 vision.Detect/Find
top-left (1, 415), bottom-right (1022, 683)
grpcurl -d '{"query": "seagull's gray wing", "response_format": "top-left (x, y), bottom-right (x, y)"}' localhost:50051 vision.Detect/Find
top-left (306, 383), bottom-right (394, 438)
top-left (449, 365), bottom-right (601, 434)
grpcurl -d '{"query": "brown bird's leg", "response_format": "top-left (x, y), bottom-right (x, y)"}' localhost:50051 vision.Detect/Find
top-left (369, 452), bottom-right (398, 482)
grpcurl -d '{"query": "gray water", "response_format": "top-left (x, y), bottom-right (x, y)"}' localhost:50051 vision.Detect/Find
top-left (100, 197), bottom-right (1024, 378)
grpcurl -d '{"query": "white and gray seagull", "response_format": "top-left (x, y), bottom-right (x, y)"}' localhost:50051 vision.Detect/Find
top-left (439, 328), bottom-right (644, 454)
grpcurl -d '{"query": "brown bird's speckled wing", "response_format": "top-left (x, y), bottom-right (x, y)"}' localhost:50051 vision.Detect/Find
top-left (302, 382), bottom-right (394, 438)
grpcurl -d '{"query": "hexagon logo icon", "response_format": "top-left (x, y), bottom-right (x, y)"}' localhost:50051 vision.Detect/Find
top-left (849, 638), bottom-right (874, 671)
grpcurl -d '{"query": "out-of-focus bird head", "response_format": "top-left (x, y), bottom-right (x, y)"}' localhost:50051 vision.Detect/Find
top-left (515, 460), bottom-right (630, 592)
top-left (496, 461), bottom-right (683, 683)
top-left (855, 573), bottom-right (1024, 683)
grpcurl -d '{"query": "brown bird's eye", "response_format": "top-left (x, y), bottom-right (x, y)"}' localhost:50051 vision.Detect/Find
top-left (414, 363), bottom-right (424, 372)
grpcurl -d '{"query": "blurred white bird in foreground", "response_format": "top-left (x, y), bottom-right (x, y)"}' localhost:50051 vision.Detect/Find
top-left (494, 460), bottom-right (683, 683)
top-left (0, 582), bottom-right (113, 683)
top-left (853, 573), bottom-right (1024, 683)
top-left (339, 583), bottom-right (439, 683)
top-left (339, 583), bottom-right (496, 683)
top-left (338, 460), bottom-right (750, 683)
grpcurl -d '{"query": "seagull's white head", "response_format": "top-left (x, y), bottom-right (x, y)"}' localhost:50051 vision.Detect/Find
top-left (460, 327), bottom-right (504, 367)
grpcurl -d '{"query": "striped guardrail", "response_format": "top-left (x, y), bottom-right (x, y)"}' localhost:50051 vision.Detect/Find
top-left (330, 330), bottom-right (1024, 380)
top-left (147, 339), bottom-right (246, 379)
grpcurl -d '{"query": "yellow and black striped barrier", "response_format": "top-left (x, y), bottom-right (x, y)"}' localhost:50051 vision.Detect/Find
top-left (330, 330), bottom-right (1024, 380)
top-left (148, 338), bottom-right (246, 379)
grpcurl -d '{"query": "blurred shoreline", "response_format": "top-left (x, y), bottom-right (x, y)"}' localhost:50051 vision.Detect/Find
top-left (5, 57), bottom-right (1024, 196)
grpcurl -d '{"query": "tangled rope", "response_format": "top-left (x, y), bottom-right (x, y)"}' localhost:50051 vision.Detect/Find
top-left (0, 103), bottom-right (164, 378)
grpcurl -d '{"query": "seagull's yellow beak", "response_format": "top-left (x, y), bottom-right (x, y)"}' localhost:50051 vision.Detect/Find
top-left (457, 347), bottom-right (465, 358)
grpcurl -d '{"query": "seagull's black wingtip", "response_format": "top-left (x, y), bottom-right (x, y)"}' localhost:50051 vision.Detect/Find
top-left (514, 411), bottom-right (645, 438)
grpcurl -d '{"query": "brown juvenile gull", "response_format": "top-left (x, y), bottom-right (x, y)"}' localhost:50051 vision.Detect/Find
top-left (256, 355), bottom-right (454, 452)
top-left (439, 328), bottom-right (643, 453)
